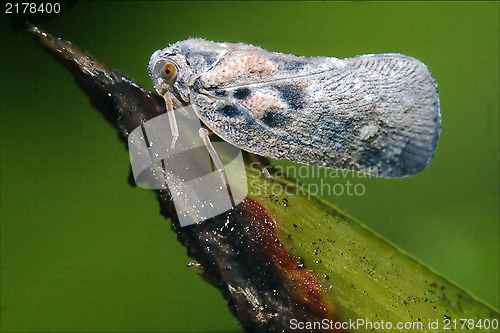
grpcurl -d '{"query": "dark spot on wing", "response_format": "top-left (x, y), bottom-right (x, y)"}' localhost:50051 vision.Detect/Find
top-left (192, 78), bottom-right (204, 92)
top-left (274, 84), bottom-right (304, 110)
top-left (184, 50), bottom-right (218, 69)
top-left (218, 104), bottom-right (242, 118)
top-left (272, 58), bottom-right (308, 71)
top-left (214, 89), bottom-right (227, 97)
top-left (234, 87), bottom-right (251, 99)
top-left (359, 140), bottom-right (428, 178)
top-left (262, 111), bottom-right (291, 128)
top-left (318, 117), bottom-right (354, 142)
top-left (333, 119), bottom-right (354, 139)
top-left (396, 139), bottom-right (432, 176)
top-left (360, 146), bottom-right (383, 168)
top-left (357, 146), bottom-right (389, 176)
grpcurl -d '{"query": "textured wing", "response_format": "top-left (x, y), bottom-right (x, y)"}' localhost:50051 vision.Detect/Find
top-left (189, 42), bottom-right (440, 178)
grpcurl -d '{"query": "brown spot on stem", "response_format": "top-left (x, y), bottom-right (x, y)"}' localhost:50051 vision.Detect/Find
top-left (172, 196), bottom-right (341, 332)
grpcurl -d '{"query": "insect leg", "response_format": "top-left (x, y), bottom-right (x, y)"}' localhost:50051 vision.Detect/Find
top-left (163, 92), bottom-right (179, 149)
top-left (169, 94), bottom-right (189, 117)
top-left (198, 128), bottom-right (236, 207)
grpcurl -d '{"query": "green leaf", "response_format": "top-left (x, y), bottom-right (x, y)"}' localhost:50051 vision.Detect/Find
top-left (246, 164), bottom-right (499, 332)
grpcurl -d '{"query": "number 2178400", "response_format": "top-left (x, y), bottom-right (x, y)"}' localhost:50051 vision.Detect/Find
top-left (5, 2), bottom-right (61, 14)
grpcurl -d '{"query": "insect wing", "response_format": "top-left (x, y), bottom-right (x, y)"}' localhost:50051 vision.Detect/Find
top-left (189, 42), bottom-right (440, 178)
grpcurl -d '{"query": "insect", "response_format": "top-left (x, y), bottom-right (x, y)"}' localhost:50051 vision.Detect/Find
top-left (148, 39), bottom-right (441, 178)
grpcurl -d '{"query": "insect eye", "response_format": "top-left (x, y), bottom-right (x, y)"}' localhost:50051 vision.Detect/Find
top-left (163, 63), bottom-right (176, 79)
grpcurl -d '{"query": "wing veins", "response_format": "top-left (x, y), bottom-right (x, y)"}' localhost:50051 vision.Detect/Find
top-left (206, 67), bottom-right (340, 91)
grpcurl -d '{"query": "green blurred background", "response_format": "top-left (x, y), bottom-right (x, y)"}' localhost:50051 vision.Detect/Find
top-left (1, 1), bottom-right (498, 332)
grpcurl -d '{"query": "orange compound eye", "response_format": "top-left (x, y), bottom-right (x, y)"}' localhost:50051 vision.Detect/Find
top-left (163, 63), bottom-right (176, 79)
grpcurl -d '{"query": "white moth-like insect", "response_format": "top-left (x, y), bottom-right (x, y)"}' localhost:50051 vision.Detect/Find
top-left (149, 39), bottom-right (440, 178)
